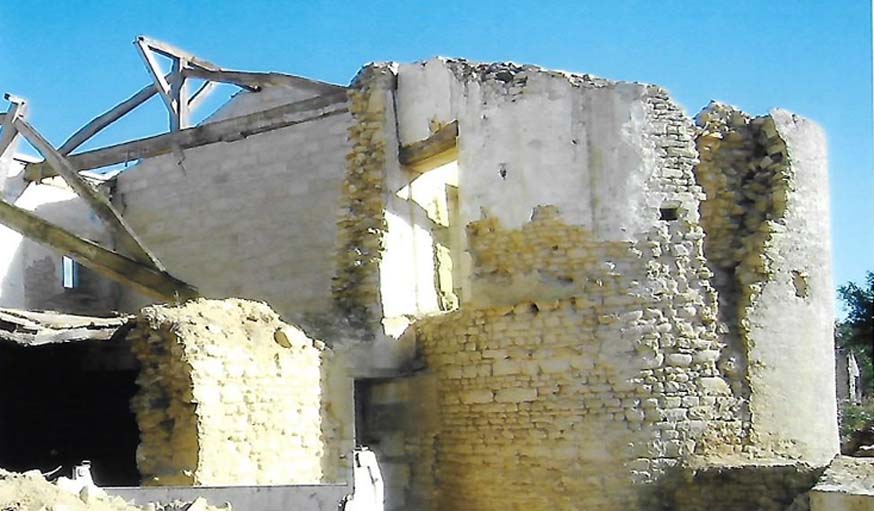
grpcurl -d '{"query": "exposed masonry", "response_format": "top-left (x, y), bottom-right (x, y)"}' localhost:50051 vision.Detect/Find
top-left (340, 61), bottom-right (835, 511)
top-left (0, 55), bottom-right (838, 511)
top-left (694, 103), bottom-right (798, 453)
top-left (128, 299), bottom-right (340, 486)
top-left (415, 209), bottom-right (741, 509)
top-left (669, 462), bottom-right (825, 511)
top-left (331, 66), bottom-right (394, 336)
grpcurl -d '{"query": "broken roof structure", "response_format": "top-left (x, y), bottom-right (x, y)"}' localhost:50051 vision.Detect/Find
top-left (0, 308), bottom-right (129, 345)
top-left (0, 37), bottom-right (859, 511)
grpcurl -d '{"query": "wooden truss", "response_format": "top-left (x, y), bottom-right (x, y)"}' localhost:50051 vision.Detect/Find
top-left (0, 36), bottom-right (347, 302)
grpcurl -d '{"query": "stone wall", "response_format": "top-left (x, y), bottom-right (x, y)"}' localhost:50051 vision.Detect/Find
top-left (114, 87), bottom-right (352, 328)
top-left (670, 462), bottom-right (825, 511)
top-left (331, 66), bottom-right (395, 337)
top-left (371, 59), bottom-right (840, 511)
top-left (0, 170), bottom-right (118, 314)
top-left (128, 299), bottom-right (342, 486)
top-left (413, 220), bottom-right (741, 510)
top-left (695, 103), bottom-right (838, 463)
top-left (810, 456), bottom-right (874, 511)
top-left (406, 119), bottom-right (745, 507)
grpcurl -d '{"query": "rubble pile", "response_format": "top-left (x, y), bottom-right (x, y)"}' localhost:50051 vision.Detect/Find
top-left (0, 468), bottom-right (223, 511)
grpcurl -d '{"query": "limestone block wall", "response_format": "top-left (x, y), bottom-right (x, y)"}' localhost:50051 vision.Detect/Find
top-left (414, 214), bottom-right (741, 510)
top-left (366, 58), bottom-right (842, 511)
top-left (128, 299), bottom-right (342, 486)
top-left (115, 87), bottom-right (352, 327)
top-left (670, 462), bottom-right (825, 511)
top-left (810, 457), bottom-right (874, 511)
top-left (0, 169), bottom-right (117, 313)
top-left (397, 74), bottom-right (748, 510)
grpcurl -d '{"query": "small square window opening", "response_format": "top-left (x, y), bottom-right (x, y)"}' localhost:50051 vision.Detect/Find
top-left (659, 207), bottom-right (680, 222)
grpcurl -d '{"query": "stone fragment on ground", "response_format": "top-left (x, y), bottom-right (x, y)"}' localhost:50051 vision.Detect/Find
top-left (0, 468), bottom-right (224, 511)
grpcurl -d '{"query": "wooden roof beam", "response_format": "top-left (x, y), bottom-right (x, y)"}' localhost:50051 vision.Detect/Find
top-left (14, 118), bottom-right (166, 272)
top-left (399, 121), bottom-right (459, 171)
top-left (24, 90), bottom-right (348, 180)
top-left (57, 75), bottom-right (170, 155)
top-left (135, 36), bottom-right (221, 72)
top-left (0, 94), bottom-right (26, 159)
top-left (181, 67), bottom-right (343, 94)
top-left (0, 198), bottom-right (197, 302)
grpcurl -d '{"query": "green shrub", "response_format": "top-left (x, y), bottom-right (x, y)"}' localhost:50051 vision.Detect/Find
top-left (840, 399), bottom-right (874, 441)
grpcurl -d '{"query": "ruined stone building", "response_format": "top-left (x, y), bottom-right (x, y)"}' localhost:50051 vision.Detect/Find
top-left (0, 39), bottom-right (852, 511)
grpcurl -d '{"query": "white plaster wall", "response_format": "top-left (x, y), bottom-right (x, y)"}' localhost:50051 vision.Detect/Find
top-left (396, 59), bottom-right (657, 241)
top-left (746, 109), bottom-right (839, 463)
top-left (114, 89), bottom-right (352, 325)
top-left (380, 161), bottom-right (458, 334)
top-left (0, 156), bottom-right (28, 308)
top-left (0, 156), bottom-right (114, 312)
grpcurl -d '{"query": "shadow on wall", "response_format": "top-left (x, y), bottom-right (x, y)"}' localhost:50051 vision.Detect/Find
top-left (0, 195), bottom-right (119, 314)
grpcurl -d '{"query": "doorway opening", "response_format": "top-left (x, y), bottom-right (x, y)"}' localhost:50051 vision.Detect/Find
top-left (0, 340), bottom-right (141, 485)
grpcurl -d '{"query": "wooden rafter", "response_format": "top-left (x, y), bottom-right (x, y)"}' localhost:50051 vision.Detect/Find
top-left (188, 80), bottom-right (220, 112)
top-left (25, 36), bottom-right (346, 173)
top-left (133, 36), bottom-right (250, 132)
top-left (0, 308), bottom-right (131, 346)
top-left (14, 118), bottom-right (165, 272)
top-left (24, 91), bottom-right (348, 180)
top-left (169, 57), bottom-right (190, 130)
top-left (57, 75), bottom-right (171, 155)
top-left (0, 198), bottom-right (197, 302)
top-left (0, 95), bottom-right (26, 159)
top-left (135, 38), bottom-right (180, 129)
top-left (181, 67), bottom-right (345, 94)
top-left (399, 121), bottom-right (459, 169)
top-left (135, 36), bottom-right (221, 73)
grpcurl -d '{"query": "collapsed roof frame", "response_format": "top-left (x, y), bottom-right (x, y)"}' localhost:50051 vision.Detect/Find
top-left (0, 36), bottom-right (348, 303)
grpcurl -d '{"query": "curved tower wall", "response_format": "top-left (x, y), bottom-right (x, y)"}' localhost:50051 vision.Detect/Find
top-left (695, 104), bottom-right (838, 463)
top-left (401, 62), bottom-right (744, 510)
top-left (341, 58), bottom-right (839, 510)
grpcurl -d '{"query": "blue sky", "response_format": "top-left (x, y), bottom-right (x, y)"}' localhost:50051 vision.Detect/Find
top-left (1, 1), bottom-right (871, 300)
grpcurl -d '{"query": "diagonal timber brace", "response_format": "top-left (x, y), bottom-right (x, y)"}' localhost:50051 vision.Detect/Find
top-left (25, 36), bottom-right (347, 172)
top-left (57, 74), bottom-right (171, 156)
top-left (13, 118), bottom-right (166, 272)
top-left (0, 198), bottom-right (198, 302)
top-left (24, 91), bottom-right (348, 180)
top-left (0, 95), bottom-right (26, 160)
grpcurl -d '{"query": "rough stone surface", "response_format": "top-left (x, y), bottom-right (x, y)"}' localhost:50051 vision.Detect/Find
top-left (695, 103), bottom-right (838, 463)
top-left (331, 65), bottom-right (395, 337)
top-left (0, 468), bottom-right (226, 511)
top-left (352, 59), bottom-right (837, 511)
top-left (128, 298), bottom-right (341, 486)
top-left (810, 456), bottom-right (874, 510)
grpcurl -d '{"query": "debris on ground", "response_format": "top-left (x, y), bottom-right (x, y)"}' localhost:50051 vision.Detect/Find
top-left (0, 468), bottom-right (226, 511)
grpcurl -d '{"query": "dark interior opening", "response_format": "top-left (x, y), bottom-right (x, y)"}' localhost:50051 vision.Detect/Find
top-left (660, 207), bottom-right (680, 221)
top-left (353, 379), bottom-right (373, 448)
top-left (0, 340), bottom-right (141, 486)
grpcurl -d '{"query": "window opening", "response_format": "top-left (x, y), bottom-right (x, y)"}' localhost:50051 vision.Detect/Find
top-left (62, 256), bottom-right (80, 289)
top-left (659, 206), bottom-right (680, 222)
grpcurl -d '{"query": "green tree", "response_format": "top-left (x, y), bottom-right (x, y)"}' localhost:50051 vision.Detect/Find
top-left (837, 271), bottom-right (874, 394)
